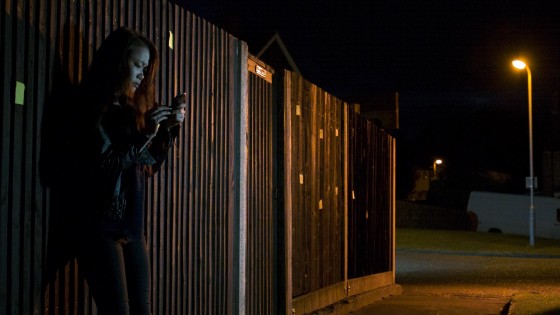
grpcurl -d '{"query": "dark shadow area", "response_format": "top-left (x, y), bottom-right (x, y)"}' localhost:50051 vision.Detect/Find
top-left (39, 22), bottom-right (87, 291)
top-left (501, 301), bottom-right (511, 315)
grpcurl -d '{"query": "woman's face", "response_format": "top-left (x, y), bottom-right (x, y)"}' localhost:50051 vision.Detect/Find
top-left (126, 45), bottom-right (150, 94)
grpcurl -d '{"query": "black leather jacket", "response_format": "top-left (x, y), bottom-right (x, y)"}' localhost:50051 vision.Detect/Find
top-left (87, 103), bottom-right (178, 238)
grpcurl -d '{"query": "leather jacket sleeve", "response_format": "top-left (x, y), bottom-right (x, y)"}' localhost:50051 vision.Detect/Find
top-left (144, 124), bottom-right (180, 176)
top-left (95, 104), bottom-right (177, 184)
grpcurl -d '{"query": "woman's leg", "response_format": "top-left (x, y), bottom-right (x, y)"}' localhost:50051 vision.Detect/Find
top-left (123, 238), bottom-right (151, 315)
top-left (78, 237), bottom-right (130, 315)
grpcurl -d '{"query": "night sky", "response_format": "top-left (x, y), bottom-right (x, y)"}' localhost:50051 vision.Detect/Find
top-left (181, 0), bottom-right (559, 97)
top-left (180, 0), bottom-right (560, 198)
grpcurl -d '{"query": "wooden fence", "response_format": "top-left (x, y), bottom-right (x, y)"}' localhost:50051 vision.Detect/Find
top-left (1, 1), bottom-right (395, 314)
top-left (284, 71), bottom-right (396, 314)
top-left (1, 1), bottom-right (247, 314)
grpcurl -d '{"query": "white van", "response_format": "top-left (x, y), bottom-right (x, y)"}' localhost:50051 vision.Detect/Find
top-left (467, 191), bottom-right (560, 239)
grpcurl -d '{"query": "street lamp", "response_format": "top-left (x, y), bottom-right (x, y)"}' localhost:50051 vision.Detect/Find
top-left (512, 59), bottom-right (535, 246)
top-left (433, 159), bottom-right (443, 180)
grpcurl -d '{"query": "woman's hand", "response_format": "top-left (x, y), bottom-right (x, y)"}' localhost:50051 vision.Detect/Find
top-left (145, 106), bottom-right (171, 138)
top-left (161, 93), bottom-right (187, 130)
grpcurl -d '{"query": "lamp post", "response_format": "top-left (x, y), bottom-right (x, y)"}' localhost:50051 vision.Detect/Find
top-left (512, 59), bottom-right (535, 247)
top-left (433, 159), bottom-right (443, 180)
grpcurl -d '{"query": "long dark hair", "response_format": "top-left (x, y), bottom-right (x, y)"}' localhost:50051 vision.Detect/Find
top-left (81, 27), bottom-right (159, 129)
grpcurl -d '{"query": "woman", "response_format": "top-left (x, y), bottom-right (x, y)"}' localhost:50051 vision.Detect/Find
top-left (76, 27), bottom-right (185, 314)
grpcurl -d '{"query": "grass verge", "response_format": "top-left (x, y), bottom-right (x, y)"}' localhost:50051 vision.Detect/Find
top-left (397, 228), bottom-right (560, 257)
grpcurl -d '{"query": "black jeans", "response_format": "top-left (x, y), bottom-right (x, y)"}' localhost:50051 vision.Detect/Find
top-left (78, 235), bottom-right (151, 315)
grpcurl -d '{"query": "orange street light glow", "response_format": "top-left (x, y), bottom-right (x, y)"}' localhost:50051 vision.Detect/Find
top-left (512, 60), bottom-right (527, 70)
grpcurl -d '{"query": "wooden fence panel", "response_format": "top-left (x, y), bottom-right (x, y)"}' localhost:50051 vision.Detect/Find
top-left (1, 1), bottom-right (247, 314)
top-left (285, 72), bottom-right (395, 312)
top-left (286, 72), bottom-right (344, 298)
top-left (347, 108), bottom-right (394, 278)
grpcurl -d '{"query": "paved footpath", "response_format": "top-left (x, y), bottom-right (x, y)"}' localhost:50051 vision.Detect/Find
top-left (353, 293), bottom-right (509, 314)
top-left (352, 250), bottom-right (560, 315)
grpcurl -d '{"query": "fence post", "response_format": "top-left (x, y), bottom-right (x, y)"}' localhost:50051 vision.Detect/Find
top-left (391, 137), bottom-right (397, 281)
top-left (343, 102), bottom-right (350, 294)
top-left (283, 70), bottom-right (294, 315)
top-left (233, 39), bottom-right (249, 315)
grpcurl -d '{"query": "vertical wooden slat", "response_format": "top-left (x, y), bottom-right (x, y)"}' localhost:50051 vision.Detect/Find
top-left (343, 102), bottom-right (350, 295)
top-left (22, 0), bottom-right (33, 306)
top-left (1, 2), bottom-right (12, 314)
top-left (201, 18), bottom-right (209, 315)
top-left (0, 3), bottom-right (9, 311)
top-left (11, 2), bottom-right (24, 314)
top-left (222, 31), bottom-right (233, 315)
top-left (35, 0), bottom-right (49, 312)
top-left (177, 9), bottom-right (187, 314)
top-left (169, 5), bottom-right (178, 314)
top-left (185, 11), bottom-right (195, 315)
top-left (226, 27), bottom-right (235, 315)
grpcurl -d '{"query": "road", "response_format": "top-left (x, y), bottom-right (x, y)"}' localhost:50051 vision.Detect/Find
top-left (353, 250), bottom-right (560, 314)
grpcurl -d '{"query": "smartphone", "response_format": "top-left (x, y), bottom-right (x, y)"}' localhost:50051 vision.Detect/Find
top-left (171, 92), bottom-right (187, 109)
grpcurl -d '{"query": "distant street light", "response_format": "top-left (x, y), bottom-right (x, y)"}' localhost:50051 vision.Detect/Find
top-left (433, 159), bottom-right (443, 180)
top-left (512, 59), bottom-right (535, 247)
